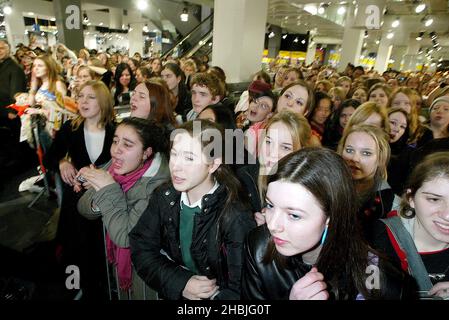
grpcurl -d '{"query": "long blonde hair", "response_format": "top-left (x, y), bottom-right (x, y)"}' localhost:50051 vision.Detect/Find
top-left (344, 101), bottom-right (390, 135)
top-left (71, 80), bottom-right (115, 131)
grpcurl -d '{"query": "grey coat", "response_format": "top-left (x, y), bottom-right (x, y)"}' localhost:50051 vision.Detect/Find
top-left (77, 152), bottom-right (170, 247)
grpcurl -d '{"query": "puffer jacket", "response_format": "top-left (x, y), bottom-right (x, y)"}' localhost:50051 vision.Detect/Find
top-left (129, 183), bottom-right (256, 300)
top-left (242, 225), bottom-right (415, 300)
top-left (77, 152), bottom-right (170, 247)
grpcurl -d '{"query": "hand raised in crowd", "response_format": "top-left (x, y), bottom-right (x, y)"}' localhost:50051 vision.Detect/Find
top-left (59, 159), bottom-right (78, 186)
top-left (77, 164), bottom-right (115, 192)
top-left (289, 267), bottom-right (329, 300)
top-left (429, 281), bottom-right (449, 300)
top-left (182, 275), bottom-right (219, 300)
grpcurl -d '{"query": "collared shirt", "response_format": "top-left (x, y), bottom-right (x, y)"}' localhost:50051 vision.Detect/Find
top-left (180, 180), bottom-right (220, 209)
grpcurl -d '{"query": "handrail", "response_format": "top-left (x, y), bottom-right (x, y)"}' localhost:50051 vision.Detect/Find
top-left (161, 13), bottom-right (214, 59)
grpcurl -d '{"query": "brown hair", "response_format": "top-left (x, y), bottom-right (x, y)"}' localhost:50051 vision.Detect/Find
top-left (344, 101), bottom-right (390, 135)
top-left (71, 80), bottom-right (115, 131)
top-left (34, 55), bottom-right (63, 94)
top-left (190, 72), bottom-right (221, 98)
top-left (400, 151), bottom-right (449, 218)
top-left (263, 148), bottom-right (375, 299)
top-left (279, 80), bottom-right (315, 116)
top-left (142, 80), bottom-right (176, 127)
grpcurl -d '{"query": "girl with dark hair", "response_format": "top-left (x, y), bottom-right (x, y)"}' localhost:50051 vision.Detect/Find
top-left (242, 148), bottom-right (411, 300)
top-left (370, 152), bottom-right (449, 300)
top-left (307, 91), bottom-right (333, 142)
top-left (161, 62), bottom-right (192, 117)
top-left (129, 80), bottom-right (176, 131)
top-left (130, 120), bottom-right (256, 300)
top-left (77, 117), bottom-right (170, 299)
top-left (322, 99), bottom-right (361, 150)
top-left (135, 66), bottom-right (152, 84)
top-left (113, 63), bottom-right (136, 106)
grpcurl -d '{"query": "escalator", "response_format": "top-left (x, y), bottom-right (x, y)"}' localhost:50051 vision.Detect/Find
top-left (161, 13), bottom-right (214, 60)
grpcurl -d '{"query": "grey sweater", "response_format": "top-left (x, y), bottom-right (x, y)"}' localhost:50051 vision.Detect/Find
top-left (77, 152), bottom-right (170, 247)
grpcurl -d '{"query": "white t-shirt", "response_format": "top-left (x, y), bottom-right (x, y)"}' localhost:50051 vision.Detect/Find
top-left (84, 127), bottom-right (105, 164)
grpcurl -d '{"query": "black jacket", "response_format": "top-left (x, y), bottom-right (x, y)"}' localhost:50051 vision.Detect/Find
top-left (236, 162), bottom-right (262, 213)
top-left (0, 57), bottom-right (26, 116)
top-left (242, 225), bottom-right (415, 300)
top-left (44, 119), bottom-right (115, 171)
top-left (129, 183), bottom-right (256, 300)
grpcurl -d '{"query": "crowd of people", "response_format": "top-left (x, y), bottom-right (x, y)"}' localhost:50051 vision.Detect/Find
top-left (0, 38), bottom-right (449, 301)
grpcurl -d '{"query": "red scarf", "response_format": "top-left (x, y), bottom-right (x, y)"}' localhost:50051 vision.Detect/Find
top-left (106, 158), bottom-right (153, 291)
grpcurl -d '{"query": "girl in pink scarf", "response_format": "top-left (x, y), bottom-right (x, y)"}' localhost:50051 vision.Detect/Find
top-left (77, 117), bottom-right (168, 293)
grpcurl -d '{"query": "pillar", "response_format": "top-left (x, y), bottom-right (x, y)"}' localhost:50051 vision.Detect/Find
top-left (338, 5), bottom-right (364, 72)
top-left (390, 46), bottom-right (407, 71)
top-left (212, 0), bottom-right (268, 83)
top-left (127, 10), bottom-right (144, 56)
top-left (374, 33), bottom-right (393, 73)
top-left (4, 5), bottom-right (27, 48)
top-left (403, 39), bottom-right (421, 71)
top-left (305, 42), bottom-right (317, 66)
top-left (53, 0), bottom-right (84, 51)
top-left (109, 8), bottom-right (123, 30)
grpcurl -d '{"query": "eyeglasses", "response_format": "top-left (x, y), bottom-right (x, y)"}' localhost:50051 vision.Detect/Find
top-left (251, 98), bottom-right (272, 111)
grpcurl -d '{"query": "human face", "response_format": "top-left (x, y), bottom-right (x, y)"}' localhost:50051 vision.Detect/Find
top-left (151, 59), bottom-right (162, 73)
top-left (0, 41), bottom-right (10, 61)
top-left (330, 93), bottom-right (342, 110)
top-left (265, 181), bottom-right (328, 257)
top-left (130, 83), bottom-right (151, 119)
top-left (339, 81), bottom-right (351, 96)
top-left (184, 66), bottom-right (195, 76)
top-left (277, 85), bottom-right (309, 115)
top-left (119, 69), bottom-right (131, 87)
top-left (191, 84), bottom-right (218, 114)
top-left (353, 69), bottom-right (364, 79)
top-left (407, 78), bottom-right (419, 90)
top-left (339, 106), bottom-right (355, 129)
top-left (391, 92), bottom-right (412, 114)
top-left (363, 112), bottom-right (383, 127)
top-left (389, 111), bottom-right (407, 143)
top-left (430, 102), bottom-right (449, 129)
top-left (32, 59), bottom-right (48, 79)
top-left (260, 122), bottom-right (295, 173)
top-left (274, 68), bottom-right (286, 88)
top-left (135, 69), bottom-right (145, 84)
top-left (342, 131), bottom-right (378, 181)
top-left (111, 125), bottom-right (150, 175)
top-left (312, 99), bottom-right (332, 125)
top-left (247, 96), bottom-right (273, 123)
top-left (410, 178), bottom-right (449, 249)
top-left (352, 88), bottom-right (367, 103)
top-left (161, 69), bottom-right (181, 91)
top-left (169, 133), bottom-right (214, 196)
top-left (78, 86), bottom-right (101, 121)
top-left (77, 68), bottom-right (92, 86)
top-left (283, 71), bottom-right (299, 88)
top-left (198, 108), bottom-right (216, 122)
top-left (369, 88), bottom-right (389, 109)
top-left (127, 60), bottom-right (137, 73)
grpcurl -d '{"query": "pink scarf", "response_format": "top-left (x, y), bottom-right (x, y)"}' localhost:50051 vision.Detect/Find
top-left (106, 158), bottom-right (152, 291)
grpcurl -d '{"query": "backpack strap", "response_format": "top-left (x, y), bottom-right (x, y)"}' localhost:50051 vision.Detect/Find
top-left (380, 216), bottom-right (433, 291)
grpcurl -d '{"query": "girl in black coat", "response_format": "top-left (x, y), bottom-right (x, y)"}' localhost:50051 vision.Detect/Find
top-left (130, 120), bottom-right (256, 300)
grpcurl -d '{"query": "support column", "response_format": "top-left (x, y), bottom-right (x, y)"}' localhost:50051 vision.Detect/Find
top-left (212, 0), bottom-right (268, 83)
top-left (374, 33), bottom-right (393, 73)
top-left (267, 25), bottom-right (282, 59)
top-left (338, 5), bottom-right (364, 72)
top-left (390, 46), bottom-right (407, 71)
top-left (4, 5), bottom-right (27, 48)
top-left (53, 0), bottom-right (84, 51)
top-left (127, 10), bottom-right (144, 56)
top-left (109, 8), bottom-right (123, 30)
top-left (403, 39), bottom-right (421, 71)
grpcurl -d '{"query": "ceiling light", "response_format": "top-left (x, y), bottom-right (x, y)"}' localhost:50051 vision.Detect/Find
top-left (301, 39), bottom-right (306, 44)
top-left (83, 13), bottom-right (89, 23)
top-left (392, 18), bottom-right (400, 28)
top-left (268, 31), bottom-right (275, 38)
top-left (415, 4), bottom-right (426, 13)
top-left (282, 34), bottom-right (287, 39)
top-left (376, 39), bottom-right (380, 45)
top-left (3, 6), bottom-right (12, 15)
top-left (180, 8), bottom-right (189, 22)
top-left (50, 17), bottom-right (56, 22)
top-left (416, 31), bottom-right (424, 41)
top-left (294, 37), bottom-right (299, 43)
top-left (137, 0), bottom-right (148, 11)
top-left (364, 30), bottom-right (368, 38)
top-left (424, 16), bottom-right (433, 27)
top-left (99, 22), bottom-right (103, 26)
top-left (318, 6), bottom-right (325, 15)
top-left (28, 12), bottom-right (34, 16)
top-left (304, 4), bottom-right (318, 15)
top-left (143, 24), bottom-right (149, 32)
top-left (386, 32), bottom-right (394, 39)
top-left (337, 6), bottom-right (346, 15)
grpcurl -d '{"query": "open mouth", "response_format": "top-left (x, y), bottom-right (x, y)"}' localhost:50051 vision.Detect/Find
top-left (172, 175), bottom-right (185, 184)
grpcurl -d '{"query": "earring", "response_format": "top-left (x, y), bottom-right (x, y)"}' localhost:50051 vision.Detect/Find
top-left (404, 206), bottom-right (415, 217)
top-left (320, 226), bottom-right (328, 246)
